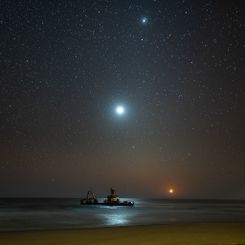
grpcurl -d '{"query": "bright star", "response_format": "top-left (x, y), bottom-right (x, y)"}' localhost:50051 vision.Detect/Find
top-left (115, 106), bottom-right (125, 115)
top-left (141, 17), bottom-right (148, 24)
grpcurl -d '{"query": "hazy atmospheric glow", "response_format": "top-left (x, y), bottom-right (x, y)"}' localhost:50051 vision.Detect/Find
top-left (0, 1), bottom-right (244, 199)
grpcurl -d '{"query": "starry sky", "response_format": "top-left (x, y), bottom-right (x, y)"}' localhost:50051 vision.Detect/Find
top-left (0, 0), bottom-right (244, 199)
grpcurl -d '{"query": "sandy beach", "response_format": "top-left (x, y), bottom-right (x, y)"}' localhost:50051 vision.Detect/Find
top-left (0, 223), bottom-right (244, 245)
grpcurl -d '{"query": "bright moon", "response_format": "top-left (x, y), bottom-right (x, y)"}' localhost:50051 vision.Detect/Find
top-left (115, 106), bottom-right (125, 115)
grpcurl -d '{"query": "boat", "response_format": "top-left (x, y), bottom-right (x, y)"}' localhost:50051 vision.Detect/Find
top-left (80, 189), bottom-right (134, 207)
top-left (80, 200), bottom-right (134, 206)
top-left (80, 191), bottom-right (98, 204)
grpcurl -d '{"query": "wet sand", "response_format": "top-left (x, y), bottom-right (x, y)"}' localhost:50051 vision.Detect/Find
top-left (0, 223), bottom-right (245, 245)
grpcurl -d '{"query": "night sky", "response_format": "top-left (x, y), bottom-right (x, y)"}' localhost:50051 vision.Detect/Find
top-left (0, 0), bottom-right (244, 199)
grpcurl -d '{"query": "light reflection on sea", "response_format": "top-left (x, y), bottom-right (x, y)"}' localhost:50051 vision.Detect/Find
top-left (0, 198), bottom-right (245, 231)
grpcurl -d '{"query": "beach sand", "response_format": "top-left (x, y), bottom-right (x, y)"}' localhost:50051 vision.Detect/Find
top-left (0, 223), bottom-right (244, 245)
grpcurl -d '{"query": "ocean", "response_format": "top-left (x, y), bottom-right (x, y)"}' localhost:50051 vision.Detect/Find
top-left (0, 198), bottom-right (245, 231)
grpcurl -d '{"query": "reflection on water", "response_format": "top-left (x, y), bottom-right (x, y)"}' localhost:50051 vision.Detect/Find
top-left (0, 198), bottom-right (245, 231)
top-left (102, 213), bottom-right (128, 225)
top-left (98, 205), bottom-right (135, 226)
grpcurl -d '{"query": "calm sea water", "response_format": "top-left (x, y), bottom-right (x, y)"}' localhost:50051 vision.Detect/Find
top-left (0, 198), bottom-right (245, 231)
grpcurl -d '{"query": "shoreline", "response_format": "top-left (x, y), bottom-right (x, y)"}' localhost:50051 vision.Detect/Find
top-left (0, 223), bottom-right (245, 245)
top-left (1, 220), bottom-right (245, 233)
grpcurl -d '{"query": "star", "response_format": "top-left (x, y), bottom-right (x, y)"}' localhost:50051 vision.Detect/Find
top-left (141, 17), bottom-right (148, 24)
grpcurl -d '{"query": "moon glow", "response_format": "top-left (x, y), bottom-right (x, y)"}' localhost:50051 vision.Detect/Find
top-left (115, 105), bottom-right (125, 115)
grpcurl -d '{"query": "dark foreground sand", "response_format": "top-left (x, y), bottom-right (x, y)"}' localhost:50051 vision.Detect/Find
top-left (0, 223), bottom-right (245, 245)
